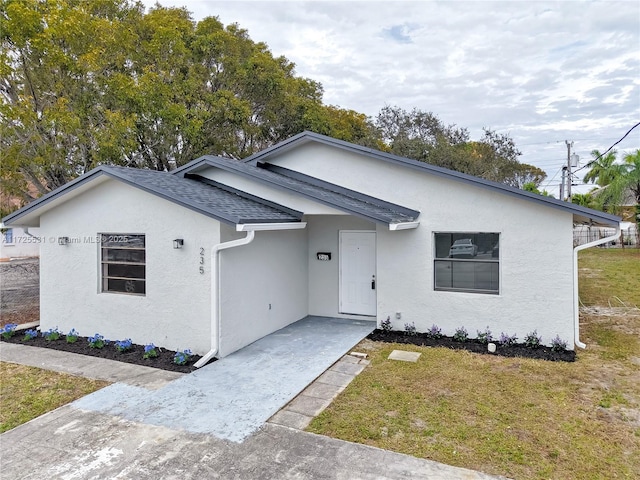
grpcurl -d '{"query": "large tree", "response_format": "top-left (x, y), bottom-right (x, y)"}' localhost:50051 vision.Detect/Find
top-left (372, 106), bottom-right (544, 187)
top-left (0, 0), bottom-right (367, 202)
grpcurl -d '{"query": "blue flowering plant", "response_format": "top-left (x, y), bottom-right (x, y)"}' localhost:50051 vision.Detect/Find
top-left (426, 324), bottom-right (443, 339)
top-left (88, 333), bottom-right (106, 349)
top-left (0, 323), bottom-right (18, 340)
top-left (143, 343), bottom-right (158, 359)
top-left (43, 327), bottom-right (62, 341)
top-left (453, 326), bottom-right (468, 342)
top-left (380, 316), bottom-right (393, 332)
top-left (174, 349), bottom-right (193, 365)
top-left (551, 335), bottom-right (568, 352)
top-left (404, 322), bottom-right (417, 336)
top-left (115, 338), bottom-right (133, 353)
top-left (23, 329), bottom-right (38, 341)
top-left (524, 330), bottom-right (542, 348)
top-left (66, 328), bottom-right (79, 343)
top-left (499, 332), bottom-right (518, 347)
top-left (476, 326), bottom-right (493, 344)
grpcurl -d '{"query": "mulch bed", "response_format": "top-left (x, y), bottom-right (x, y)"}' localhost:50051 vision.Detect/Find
top-left (367, 329), bottom-right (576, 362)
top-left (0, 333), bottom-right (211, 373)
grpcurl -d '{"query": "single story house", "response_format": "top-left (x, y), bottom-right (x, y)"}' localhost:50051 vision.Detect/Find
top-left (0, 224), bottom-right (41, 260)
top-left (3, 132), bottom-right (620, 365)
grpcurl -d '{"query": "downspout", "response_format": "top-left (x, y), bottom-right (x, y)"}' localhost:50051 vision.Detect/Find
top-left (193, 221), bottom-right (306, 368)
top-left (572, 223), bottom-right (621, 349)
top-left (23, 227), bottom-right (39, 239)
top-left (194, 230), bottom-right (255, 368)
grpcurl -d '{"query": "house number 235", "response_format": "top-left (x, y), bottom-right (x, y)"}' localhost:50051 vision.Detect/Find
top-left (199, 248), bottom-right (205, 274)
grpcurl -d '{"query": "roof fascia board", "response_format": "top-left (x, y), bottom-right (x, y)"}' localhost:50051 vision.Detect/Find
top-left (2, 168), bottom-right (111, 226)
top-left (236, 222), bottom-right (307, 231)
top-left (389, 221), bottom-right (421, 231)
top-left (171, 156), bottom-right (211, 176)
top-left (258, 163), bottom-right (420, 218)
top-left (198, 158), bottom-right (401, 225)
top-left (244, 131), bottom-right (620, 227)
top-left (186, 174), bottom-right (304, 219)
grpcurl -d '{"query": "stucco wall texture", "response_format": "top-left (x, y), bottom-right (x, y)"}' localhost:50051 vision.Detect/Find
top-left (39, 180), bottom-right (220, 354)
top-left (36, 139), bottom-right (577, 357)
top-left (266, 142), bottom-right (576, 348)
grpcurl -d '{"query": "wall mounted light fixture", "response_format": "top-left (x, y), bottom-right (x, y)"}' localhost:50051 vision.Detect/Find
top-left (58, 236), bottom-right (70, 246)
top-left (173, 238), bottom-right (184, 249)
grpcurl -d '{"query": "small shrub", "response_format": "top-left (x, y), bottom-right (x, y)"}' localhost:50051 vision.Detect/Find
top-left (174, 349), bottom-right (193, 365)
top-left (43, 327), bottom-right (61, 341)
top-left (22, 329), bottom-right (38, 341)
top-left (143, 343), bottom-right (158, 359)
top-left (426, 324), bottom-right (443, 339)
top-left (476, 326), bottom-right (493, 344)
top-left (380, 316), bottom-right (393, 332)
top-left (114, 338), bottom-right (133, 352)
top-left (88, 333), bottom-right (106, 349)
top-left (551, 335), bottom-right (568, 352)
top-left (66, 328), bottom-right (79, 343)
top-left (1, 323), bottom-right (18, 340)
top-left (453, 326), bottom-right (468, 342)
top-left (404, 322), bottom-right (417, 336)
top-left (499, 332), bottom-right (518, 347)
top-left (524, 330), bottom-right (542, 348)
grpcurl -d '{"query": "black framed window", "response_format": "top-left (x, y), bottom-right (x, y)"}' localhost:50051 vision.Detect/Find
top-left (100, 234), bottom-right (145, 295)
top-left (434, 232), bottom-right (499, 294)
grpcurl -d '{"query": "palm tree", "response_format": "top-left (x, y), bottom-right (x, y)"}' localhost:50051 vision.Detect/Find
top-left (583, 149), bottom-right (624, 187)
top-left (598, 150), bottom-right (640, 206)
top-left (597, 149), bottom-right (640, 247)
top-left (571, 192), bottom-right (596, 209)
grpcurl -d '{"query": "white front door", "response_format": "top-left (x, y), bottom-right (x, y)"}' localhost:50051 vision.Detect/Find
top-left (339, 231), bottom-right (376, 316)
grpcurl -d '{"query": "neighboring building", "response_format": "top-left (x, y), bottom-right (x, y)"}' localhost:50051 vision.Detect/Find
top-left (0, 224), bottom-right (41, 260)
top-left (2, 132), bottom-right (620, 361)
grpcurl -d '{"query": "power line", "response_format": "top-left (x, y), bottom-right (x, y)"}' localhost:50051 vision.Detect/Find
top-left (574, 121), bottom-right (640, 174)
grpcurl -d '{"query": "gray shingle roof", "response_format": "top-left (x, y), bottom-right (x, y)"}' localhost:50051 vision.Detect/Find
top-left (241, 131), bottom-right (621, 227)
top-left (182, 156), bottom-right (420, 225)
top-left (3, 166), bottom-right (302, 227)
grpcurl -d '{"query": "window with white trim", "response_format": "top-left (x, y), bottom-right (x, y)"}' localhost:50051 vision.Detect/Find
top-left (2, 228), bottom-right (13, 244)
top-left (100, 234), bottom-right (145, 295)
top-left (434, 232), bottom-right (499, 294)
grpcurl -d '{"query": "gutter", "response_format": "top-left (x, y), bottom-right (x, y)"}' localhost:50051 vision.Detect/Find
top-left (194, 221), bottom-right (307, 368)
top-left (572, 223), bottom-right (621, 349)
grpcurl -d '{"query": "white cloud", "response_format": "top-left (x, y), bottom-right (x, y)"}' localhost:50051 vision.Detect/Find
top-left (146, 0), bottom-right (640, 196)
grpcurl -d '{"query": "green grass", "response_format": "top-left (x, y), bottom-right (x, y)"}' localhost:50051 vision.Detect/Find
top-left (578, 248), bottom-right (640, 306)
top-left (308, 248), bottom-right (640, 480)
top-left (0, 363), bottom-right (108, 433)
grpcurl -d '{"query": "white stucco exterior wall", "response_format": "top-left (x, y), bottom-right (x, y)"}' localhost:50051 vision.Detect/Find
top-left (306, 215), bottom-right (376, 318)
top-left (264, 142), bottom-right (577, 348)
top-left (218, 224), bottom-right (308, 357)
top-left (38, 179), bottom-right (220, 354)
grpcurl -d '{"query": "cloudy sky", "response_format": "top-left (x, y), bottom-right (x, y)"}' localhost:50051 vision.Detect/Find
top-left (146, 0), bottom-right (639, 196)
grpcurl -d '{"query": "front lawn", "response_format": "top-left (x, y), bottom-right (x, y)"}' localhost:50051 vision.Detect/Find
top-left (0, 362), bottom-right (108, 433)
top-left (308, 248), bottom-right (640, 480)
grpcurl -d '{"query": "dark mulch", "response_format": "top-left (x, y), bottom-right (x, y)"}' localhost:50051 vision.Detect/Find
top-left (367, 329), bottom-right (576, 362)
top-left (0, 333), bottom-right (212, 373)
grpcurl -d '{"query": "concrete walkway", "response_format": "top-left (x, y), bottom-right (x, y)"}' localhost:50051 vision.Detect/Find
top-left (1, 316), bottom-right (509, 479)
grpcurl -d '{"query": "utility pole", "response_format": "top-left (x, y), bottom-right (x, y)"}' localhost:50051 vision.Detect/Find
top-left (565, 140), bottom-right (573, 202)
top-left (564, 141), bottom-right (580, 202)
